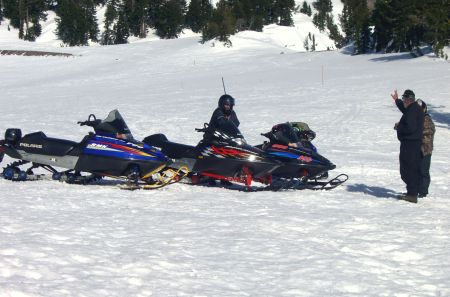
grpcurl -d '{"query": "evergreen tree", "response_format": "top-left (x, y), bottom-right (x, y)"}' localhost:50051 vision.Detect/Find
top-left (340, 0), bottom-right (370, 54)
top-left (326, 14), bottom-right (342, 47)
top-left (185, 0), bottom-right (212, 33)
top-left (55, 0), bottom-right (99, 46)
top-left (123, 0), bottom-right (150, 38)
top-left (311, 33), bottom-right (316, 51)
top-left (226, 0), bottom-right (272, 32)
top-left (423, 0), bottom-right (450, 57)
top-left (101, 0), bottom-right (118, 45)
top-left (300, 1), bottom-right (311, 17)
top-left (85, 0), bottom-right (99, 42)
top-left (0, 0), bottom-right (4, 24)
top-left (114, 8), bottom-right (129, 44)
top-left (201, 20), bottom-right (219, 43)
top-left (154, 0), bottom-right (184, 39)
top-left (370, 0), bottom-right (394, 52)
top-left (370, 0), bottom-right (449, 55)
top-left (248, 0), bottom-right (273, 30)
top-left (55, 0), bottom-right (87, 45)
top-left (312, 0), bottom-right (332, 31)
top-left (230, 0), bottom-right (250, 31)
top-left (146, 0), bottom-right (163, 28)
top-left (3, 0), bottom-right (49, 41)
top-left (388, 0), bottom-right (417, 52)
top-left (255, 0), bottom-right (274, 27)
top-left (339, 0), bottom-right (352, 41)
top-left (272, 0), bottom-right (295, 26)
top-left (201, 0), bottom-right (235, 45)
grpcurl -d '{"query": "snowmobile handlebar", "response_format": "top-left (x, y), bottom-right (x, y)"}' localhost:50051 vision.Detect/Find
top-left (261, 132), bottom-right (274, 141)
top-left (77, 114), bottom-right (101, 128)
top-left (195, 123), bottom-right (210, 133)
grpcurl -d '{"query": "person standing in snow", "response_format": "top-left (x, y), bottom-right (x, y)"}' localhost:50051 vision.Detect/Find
top-left (391, 89), bottom-right (425, 203)
top-left (208, 94), bottom-right (240, 131)
top-left (416, 99), bottom-right (435, 198)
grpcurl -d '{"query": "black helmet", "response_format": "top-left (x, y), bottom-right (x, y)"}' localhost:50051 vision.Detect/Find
top-left (402, 89), bottom-right (415, 101)
top-left (218, 94), bottom-right (235, 111)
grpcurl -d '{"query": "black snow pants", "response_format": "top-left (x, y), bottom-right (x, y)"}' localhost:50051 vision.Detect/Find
top-left (419, 154), bottom-right (432, 196)
top-left (399, 140), bottom-right (421, 196)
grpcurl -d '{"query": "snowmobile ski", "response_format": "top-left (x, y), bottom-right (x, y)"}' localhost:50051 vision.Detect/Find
top-left (119, 166), bottom-right (190, 190)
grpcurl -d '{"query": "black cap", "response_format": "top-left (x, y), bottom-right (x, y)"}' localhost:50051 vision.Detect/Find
top-left (402, 89), bottom-right (415, 100)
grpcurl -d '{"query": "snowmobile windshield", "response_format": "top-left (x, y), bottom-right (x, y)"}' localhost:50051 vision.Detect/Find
top-left (95, 110), bottom-right (134, 140)
top-left (215, 121), bottom-right (246, 145)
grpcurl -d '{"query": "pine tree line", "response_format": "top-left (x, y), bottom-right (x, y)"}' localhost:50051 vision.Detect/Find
top-left (1, 0), bottom-right (447, 56)
top-left (0, 0), bottom-right (53, 41)
top-left (299, 0), bottom-right (448, 56)
top-left (0, 0), bottom-right (296, 46)
top-left (341, 0), bottom-right (450, 57)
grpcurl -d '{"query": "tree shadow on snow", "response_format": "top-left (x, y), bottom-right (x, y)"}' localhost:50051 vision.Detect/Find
top-left (346, 183), bottom-right (400, 199)
top-left (369, 52), bottom-right (415, 62)
top-left (427, 104), bottom-right (450, 129)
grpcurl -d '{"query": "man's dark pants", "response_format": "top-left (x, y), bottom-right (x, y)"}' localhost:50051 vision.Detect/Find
top-left (399, 140), bottom-right (421, 196)
top-left (419, 154), bottom-right (432, 196)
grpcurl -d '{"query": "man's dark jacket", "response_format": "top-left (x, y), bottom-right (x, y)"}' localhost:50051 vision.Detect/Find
top-left (395, 100), bottom-right (424, 141)
top-left (208, 108), bottom-right (240, 130)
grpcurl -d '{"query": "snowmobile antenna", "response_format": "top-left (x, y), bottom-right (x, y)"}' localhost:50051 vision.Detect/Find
top-left (222, 77), bottom-right (227, 94)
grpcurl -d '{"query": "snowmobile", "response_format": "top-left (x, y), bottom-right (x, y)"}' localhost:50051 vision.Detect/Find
top-left (0, 110), bottom-right (187, 189)
top-left (143, 121), bottom-right (280, 189)
top-left (255, 122), bottom-right (348, 190)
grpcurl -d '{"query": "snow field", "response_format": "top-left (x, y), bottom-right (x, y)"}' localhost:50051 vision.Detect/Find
top-left (1, 9), bottom-right (450, 296)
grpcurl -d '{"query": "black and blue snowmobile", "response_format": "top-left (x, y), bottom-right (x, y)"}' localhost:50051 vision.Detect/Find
top-left (256, 122), bottom-right (348, 190)
top-left (0, 110), bottom-right (186, 189)
top-left (143, 121), bottom-right (280, 189)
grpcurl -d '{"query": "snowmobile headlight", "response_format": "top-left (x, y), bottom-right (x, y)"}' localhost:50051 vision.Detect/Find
top-left (233, 138), bottom-right (246, 146)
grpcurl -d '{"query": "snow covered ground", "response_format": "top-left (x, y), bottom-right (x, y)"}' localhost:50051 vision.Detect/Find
top-left (1, 9), bottom-right (450, 297)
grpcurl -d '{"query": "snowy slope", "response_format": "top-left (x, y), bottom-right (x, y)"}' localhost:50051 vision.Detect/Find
top-left (1, 12), bottom-right (450, 297)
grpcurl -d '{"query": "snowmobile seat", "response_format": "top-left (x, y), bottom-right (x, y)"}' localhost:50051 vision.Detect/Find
top-left (143, 134), bottom-right (198, 159)
top-left (19, 131), bottom-right (79, 156)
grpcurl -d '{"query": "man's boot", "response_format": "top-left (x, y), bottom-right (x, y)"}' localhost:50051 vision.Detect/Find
top-left (398, 194), bottom-right (418, 203)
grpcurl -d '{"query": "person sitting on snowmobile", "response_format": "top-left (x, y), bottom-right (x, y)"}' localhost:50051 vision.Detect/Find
top-left (205, 94), bottom-right (241, 186)
top-left (269, 122), bottom-right (316, 150)
top-left (209, 94), bottom-right (240, 131)
top-left (291, 122), bottom-right (317, 151)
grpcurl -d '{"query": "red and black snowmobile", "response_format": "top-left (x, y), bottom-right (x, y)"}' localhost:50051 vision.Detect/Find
top-left (143, 122), bottom-right (280, 189)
